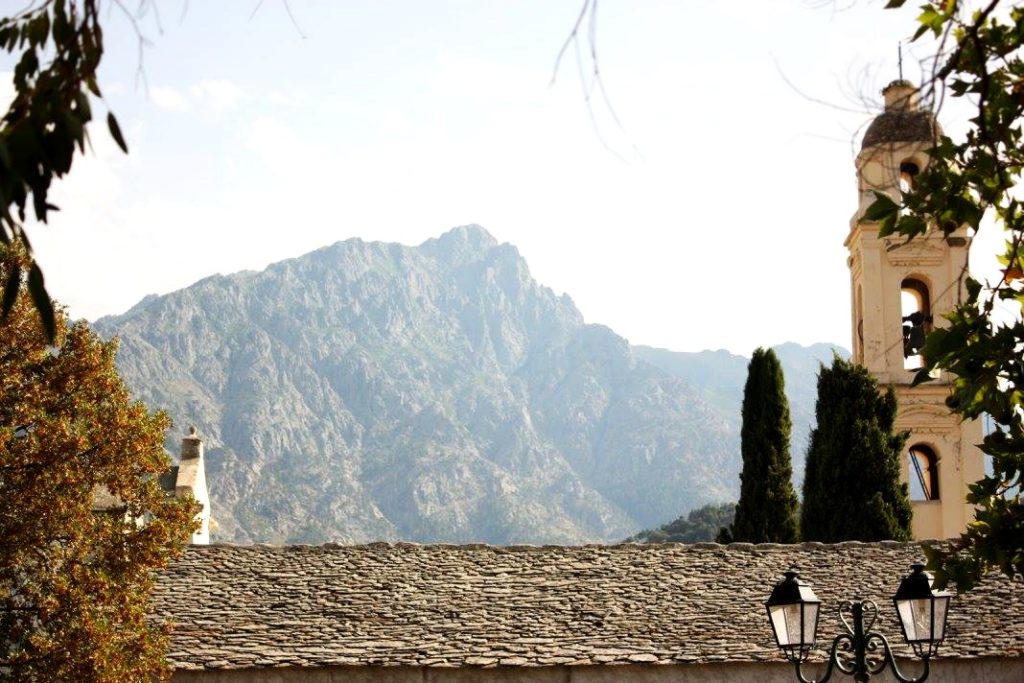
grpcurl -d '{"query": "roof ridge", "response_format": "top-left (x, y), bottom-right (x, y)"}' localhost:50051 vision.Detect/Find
top-left (188, 540), bottom-right (928, 552)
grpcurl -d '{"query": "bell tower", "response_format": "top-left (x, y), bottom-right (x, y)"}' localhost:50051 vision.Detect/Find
top-left (846, 80), bottom-right (984, 540)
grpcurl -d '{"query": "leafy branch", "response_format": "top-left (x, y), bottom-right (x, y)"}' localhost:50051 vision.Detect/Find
top-left (871, 0), bottom-right (1024, 590)
top-left (0, 0), bottom-right (130, 340)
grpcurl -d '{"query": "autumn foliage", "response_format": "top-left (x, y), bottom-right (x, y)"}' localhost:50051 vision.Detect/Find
top-left (0, 248), bottom-right (197, 681)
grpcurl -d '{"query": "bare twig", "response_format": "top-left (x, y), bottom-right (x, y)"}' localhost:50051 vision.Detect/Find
top-left (771, 55), bottom-right (873, 115)
top-left (250, 0), bottom-right (307, 39)
top-left (551, 0), bottom-right (592, 87)
top-left (110, 0), bottom-right (154, 94)
top-left (551, 0), bottom-right (639, 160)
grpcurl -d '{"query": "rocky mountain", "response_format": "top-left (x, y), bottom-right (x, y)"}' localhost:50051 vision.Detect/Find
top-left (95, 225), bottom-right (846, 544)
top-left (633, 342), bottom-right (847, 487)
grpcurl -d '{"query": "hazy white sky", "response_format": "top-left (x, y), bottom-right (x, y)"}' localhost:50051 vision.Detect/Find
top-left (2, 1), bottom-right (1001, 354)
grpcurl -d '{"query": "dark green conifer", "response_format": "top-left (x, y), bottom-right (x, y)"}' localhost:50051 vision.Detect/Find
top-left (801, 356), bottom-right (912, 542)
top-left (718, 348), bottom-right (799, 543)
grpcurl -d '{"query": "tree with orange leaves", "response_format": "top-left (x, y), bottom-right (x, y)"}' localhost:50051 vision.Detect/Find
top-left (0, 246), bottom-right (197, 682)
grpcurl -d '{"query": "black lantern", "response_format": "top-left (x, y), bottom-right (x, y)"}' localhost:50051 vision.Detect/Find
top-left (765, 569), bottom-right (821, 663)
top-left (766, 563), bottom-right (950, 683)
top-left (893, 562), bottom-right (951, 658)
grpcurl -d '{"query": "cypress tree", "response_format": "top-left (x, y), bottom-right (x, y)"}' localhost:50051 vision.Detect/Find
top-left (801, 356), bottom-right (912, 542)
top-left (719, 348), bottom-right (799, 543)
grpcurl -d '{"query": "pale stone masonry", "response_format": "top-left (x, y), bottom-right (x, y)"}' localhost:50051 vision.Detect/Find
top-left (847, 81), bottom-right (984, 540)
top-left (173, 427), bottom-right (211, 545)
top-left (153, 541), bottom-right (1023, 682)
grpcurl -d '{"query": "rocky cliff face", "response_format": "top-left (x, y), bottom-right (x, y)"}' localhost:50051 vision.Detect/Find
top-left (95, 225), bottom-right (843, 544)
top-left (632, 342), bottom-right (846, 488)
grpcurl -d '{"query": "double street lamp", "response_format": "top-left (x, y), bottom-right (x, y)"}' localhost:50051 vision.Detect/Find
top-left (765, 563), bottom-right (951, 683)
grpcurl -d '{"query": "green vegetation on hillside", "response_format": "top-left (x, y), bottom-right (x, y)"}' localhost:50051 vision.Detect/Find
top-left (627, 503), bottom-right (736, 543)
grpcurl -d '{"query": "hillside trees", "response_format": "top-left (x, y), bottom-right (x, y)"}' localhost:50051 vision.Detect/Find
top-left (1, 0), bottom-right (129, 339)
top-left (801, 357), bottom-right (912, 542)
top-left (628, 502), bottom-right (736, 543)
top-left (0, 247), bottom-right (197, 682)
top-left (717, 348), bottom-right (799, 543)
top-left (865, 0), bottom-right (1024, 590)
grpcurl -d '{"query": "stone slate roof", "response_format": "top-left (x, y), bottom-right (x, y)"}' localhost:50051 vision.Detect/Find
top-left (862, 110), bottom-right (941, 149)
top-left (152, 541), bottom-right (1024, 672)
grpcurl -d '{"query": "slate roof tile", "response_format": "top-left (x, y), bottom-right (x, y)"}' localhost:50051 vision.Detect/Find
top-left (152, 542), bottom-right (1024, 671)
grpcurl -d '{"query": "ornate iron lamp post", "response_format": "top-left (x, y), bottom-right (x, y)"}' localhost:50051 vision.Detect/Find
top-left (765, 563), bottom-right (951, 683)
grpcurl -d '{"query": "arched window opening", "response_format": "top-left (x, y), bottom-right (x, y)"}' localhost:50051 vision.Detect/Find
top-left (899, 161), bottom-right (920, 194)
top-left (901, 278), bottom-right (931, 369)
top-left (908, 444), bottom-right (940, 501)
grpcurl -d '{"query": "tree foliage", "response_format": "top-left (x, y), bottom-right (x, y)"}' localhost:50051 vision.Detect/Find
top-left (801, 357), bottom-right (912, 542)
top-left (626, 502), bottom-right (736, 544)
top-left (0, 247), bottom-right (196, 682)
top-left (0, 0), bottom-right (126, 340)
top-left (717, 348), bottom-right (799, 543)
top-left (869, 0), bottom-right (1024, 589)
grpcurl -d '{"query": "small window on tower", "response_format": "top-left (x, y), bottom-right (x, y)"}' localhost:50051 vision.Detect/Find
top-left (899, 161), bottom-right (920, 194)
top-left (908, 444), bottom-right (940, 501)
top-left (901, 278), bottom-right (931, 369)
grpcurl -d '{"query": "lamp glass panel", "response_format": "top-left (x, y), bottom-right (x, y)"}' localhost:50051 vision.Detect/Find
top-left (770, 603), bottom-right (817, 648)
top-left (931, 596), bottom-right (949, 639)
top-left (802, 602), bottom-right (819, 644)
top-left (898, 598), bottom-right (940, 642)
top-left (769, 605), bottom-right (793, 646)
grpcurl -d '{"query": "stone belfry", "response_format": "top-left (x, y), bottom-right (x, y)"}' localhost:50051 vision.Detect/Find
top-left (846, 79), bottom-right (984, 540)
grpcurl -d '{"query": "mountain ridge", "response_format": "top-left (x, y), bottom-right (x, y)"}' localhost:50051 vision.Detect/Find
top-left (96, 225), bottom-right (846, 544)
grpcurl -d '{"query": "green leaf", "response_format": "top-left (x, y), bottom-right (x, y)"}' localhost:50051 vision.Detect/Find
top-left (27, 261), bottom-right (54, 342)
top-left (862, 191), bottom-right (899, 222)
top-left (911, 367), bottom-right (934, 386)
top-left (28, 13), bottom-right (48, 46)
top-left (74, 92), bottom-right (92, 122)
top-left (32, 188), bottom-right (49, 223)
top-left (107, 112), bottom-right (128, 153)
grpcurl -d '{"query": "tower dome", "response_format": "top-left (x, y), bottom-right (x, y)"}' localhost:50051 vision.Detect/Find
top-left (861, 80), bottom-right (942, 149)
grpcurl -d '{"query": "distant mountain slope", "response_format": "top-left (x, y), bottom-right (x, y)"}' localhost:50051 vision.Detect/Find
top-left (98, 225), bottom-right (790, 544)
top-left (633, 342), bottom-right (848, 483)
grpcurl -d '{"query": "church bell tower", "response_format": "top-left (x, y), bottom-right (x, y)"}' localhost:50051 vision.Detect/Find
top-left (846, 80), bottom-right (984, 540)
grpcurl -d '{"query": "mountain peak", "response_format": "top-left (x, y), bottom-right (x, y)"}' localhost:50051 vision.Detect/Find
top-left (420, 225), bottom-right (500, 265)
top-left (440, 224), bottom-right (499, 247)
